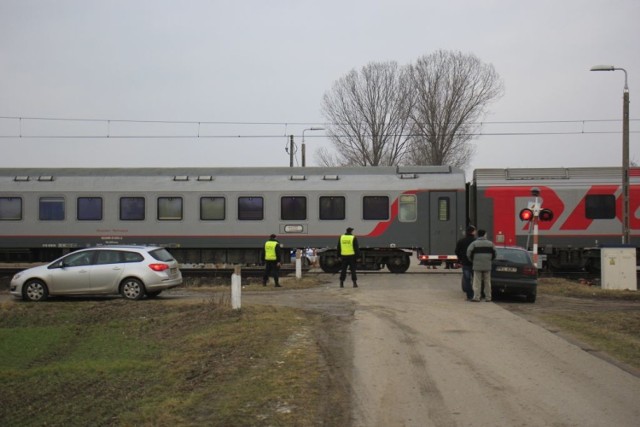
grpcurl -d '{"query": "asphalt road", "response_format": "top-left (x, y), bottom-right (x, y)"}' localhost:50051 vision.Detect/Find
top-left (336, 271), bottom-right (640, 427)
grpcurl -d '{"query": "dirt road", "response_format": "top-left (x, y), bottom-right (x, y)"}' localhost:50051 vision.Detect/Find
top-left (246, 271), bottom-right (640, 427)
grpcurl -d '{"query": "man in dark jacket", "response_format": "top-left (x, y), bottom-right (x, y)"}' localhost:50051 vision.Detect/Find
top-left (455, 225), bottom-right (476, 300)
top-left (337, 227), bottom-right (359, 288)
top-left (466, 229), bottom-right (496, 302)
top-left (262, 234), bottom-right (282, 287)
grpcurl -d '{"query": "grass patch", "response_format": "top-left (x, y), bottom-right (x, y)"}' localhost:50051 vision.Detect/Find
top-left (534, 278), bottom-right (640, 371)
top-left (541, 311), bottom-right (640, 370)
top-left (0, 296), bottom-right (334, 426)
top-left (538, 278), bottom-right (640, 300)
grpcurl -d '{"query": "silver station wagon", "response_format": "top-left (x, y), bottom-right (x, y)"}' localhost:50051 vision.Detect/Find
top-left (10, 246), bottom-right (183, 301)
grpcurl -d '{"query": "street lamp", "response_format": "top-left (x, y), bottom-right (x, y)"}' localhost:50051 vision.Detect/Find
top-left (590, 65), bottom-right (631, 244)
top-left (301, 127), bottom-right (325, 167)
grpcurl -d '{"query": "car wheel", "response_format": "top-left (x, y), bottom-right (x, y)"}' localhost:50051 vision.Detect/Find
top-left (120, 278), bottom-right (146, 300)
top-left (525, 293), bottom-right (536, 303)
top-left (23, 279), bottom-right (49, 302)
top-left (146, 291), bottom-right (162, 299)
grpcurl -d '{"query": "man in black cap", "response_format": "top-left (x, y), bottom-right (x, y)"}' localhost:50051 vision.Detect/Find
top-left (263, 234), bottom-right (282, 287)
top-left (455, 225), bottom-right (476, 300)
top-left (337, 227), bottom-right (359, 288)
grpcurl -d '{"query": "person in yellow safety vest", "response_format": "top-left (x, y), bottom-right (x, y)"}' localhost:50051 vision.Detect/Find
top-left (337, 227), bottom-right (359, 288)
top-left (263, 234), bottom-right (282, 287)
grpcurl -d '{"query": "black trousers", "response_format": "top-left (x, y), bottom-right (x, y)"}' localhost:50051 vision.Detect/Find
top-left (263, 261), bottom-right (280, 285)
top-left (339, 256), bottom-right (357, 282)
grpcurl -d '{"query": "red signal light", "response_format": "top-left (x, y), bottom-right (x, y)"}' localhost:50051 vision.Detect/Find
top-left (519, 208), bottom-right (533, 221)
top-left (539, 208), bottom-right (554, 221)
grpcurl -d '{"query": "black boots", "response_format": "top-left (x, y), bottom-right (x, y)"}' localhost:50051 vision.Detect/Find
top-left (340, 280), bottom-right (357, 288)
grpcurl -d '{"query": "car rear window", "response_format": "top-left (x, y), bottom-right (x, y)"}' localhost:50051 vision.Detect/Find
top-left (495, 249), bottom-right (531, 264)
top-left (149, 248), bottom-right (175, 262)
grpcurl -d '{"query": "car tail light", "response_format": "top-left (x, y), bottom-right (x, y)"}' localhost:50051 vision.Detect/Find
top-left (522, 266), bottom-right (537, 276)
top-left (148, 263), bottom-right (170, 272)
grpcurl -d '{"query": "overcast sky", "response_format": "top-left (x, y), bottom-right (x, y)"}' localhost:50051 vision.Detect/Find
top-left (1, 0), bottom-right (638, 179)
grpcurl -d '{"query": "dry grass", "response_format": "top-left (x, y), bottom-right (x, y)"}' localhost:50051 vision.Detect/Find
top-left (0, 287), bottom-right (339, 426)
top-left (538, 277), bottom-right (640, 300)
top-left (535, 277), bottom-right (640, 372)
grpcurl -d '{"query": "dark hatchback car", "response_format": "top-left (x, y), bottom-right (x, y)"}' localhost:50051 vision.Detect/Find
top-left (491, 246), bottom-right (538, 302)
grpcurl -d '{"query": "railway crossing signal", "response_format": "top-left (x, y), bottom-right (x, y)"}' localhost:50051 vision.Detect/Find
top-left (519, 207), bottom-right (553, 222)
top-left (519, 208), bottom-right (534, 221)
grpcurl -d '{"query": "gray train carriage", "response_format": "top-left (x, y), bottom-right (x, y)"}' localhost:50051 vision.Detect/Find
top-left (0, 166), bottom-right (466, 273)
top-left (470, 167), bottom-right (640, 271)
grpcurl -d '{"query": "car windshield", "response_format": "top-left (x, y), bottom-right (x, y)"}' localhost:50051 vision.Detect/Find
top-left (495, 248), bottom-right (531, 264)
top-left (149, 248), bottom-right (174, 262)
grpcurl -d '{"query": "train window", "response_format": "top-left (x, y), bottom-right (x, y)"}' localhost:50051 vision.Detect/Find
top-left (201, 197), bottom-right (225, 220)
top-left (438, 197), bottom-right (450, 221)
top-left (281, 196), bottom-right (307, 221)
top-left (319, 196), bottom-right (345, 220)
top-left (77, 197), bottom-right (103, 221)
top-left (158, 197), bottom-right (183, 220)
top-left (120, 197), bottom-right (145, 221)
top-left (0, 197), bottom-right (22, 220)
top-left (585, 194), bottom-right (616, 219)
top-left (399, 195), bottom-right (417, 222)
top-left (39, 197), bottom-right (65, 221)
top-left (363, 196), bottom-right (389, 220)
top-left (238, 196), bottom-right (264, 220)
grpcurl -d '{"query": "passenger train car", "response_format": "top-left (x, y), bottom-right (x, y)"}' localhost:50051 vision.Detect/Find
top-left (0, 166), bottom-right (467, 273)
top-left (470, 167), bottom-right (640, 272)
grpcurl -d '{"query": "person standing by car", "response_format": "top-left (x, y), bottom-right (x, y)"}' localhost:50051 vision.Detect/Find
top-left (455, 225), bottom-right (476, 300)
top-left (263, 234), bottom-right (282, 287)
top-left (338, 227), bottom-right (359, 288)
top-left (466, 229), bottom-right (496, 302)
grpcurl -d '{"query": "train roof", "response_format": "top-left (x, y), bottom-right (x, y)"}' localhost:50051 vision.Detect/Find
top-left (472, 166), bottom-right (636, 185)
top-left (0, 165), bottom-right (466, 192)
top-left (0, 165), bottom-right (461, 177)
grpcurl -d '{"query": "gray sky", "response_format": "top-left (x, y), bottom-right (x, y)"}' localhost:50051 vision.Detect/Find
top-left (1, 0), bottom-right (638, 179)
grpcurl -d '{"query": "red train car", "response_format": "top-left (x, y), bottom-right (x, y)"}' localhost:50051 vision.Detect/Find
top-left (470, 167), bottom-right (640, 272)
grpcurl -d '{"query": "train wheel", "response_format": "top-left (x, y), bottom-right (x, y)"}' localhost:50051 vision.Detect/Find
top-left (319, 255), bottom-right (341, 274)
top-left (387, 255), bottom-right (410, 273)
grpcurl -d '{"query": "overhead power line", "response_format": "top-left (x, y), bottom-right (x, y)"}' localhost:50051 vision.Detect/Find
top-left (0, 115), bottom-right (638, 139)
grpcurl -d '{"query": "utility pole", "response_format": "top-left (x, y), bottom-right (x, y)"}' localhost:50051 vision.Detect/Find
top-left (289, 135), bottom-right (294, 167)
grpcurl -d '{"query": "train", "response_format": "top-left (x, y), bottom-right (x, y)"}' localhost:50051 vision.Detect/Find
top-left (0, 165), bottom-right (637, 273)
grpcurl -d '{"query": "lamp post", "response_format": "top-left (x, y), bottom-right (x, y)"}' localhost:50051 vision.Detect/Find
top-left (301, 127), bottom-right (325, 167)
top-left (591, 65), bottom-right (631, 244)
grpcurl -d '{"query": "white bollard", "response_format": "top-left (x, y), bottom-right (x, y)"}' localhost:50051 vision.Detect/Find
top-left (231, 265), bottom-right (242, 309)
top-left (295, 249), bottom-right (302, 279)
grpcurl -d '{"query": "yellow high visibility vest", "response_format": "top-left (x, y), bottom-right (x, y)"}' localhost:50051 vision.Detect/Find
top-left (340, 234), bottom-right (355, 256)
top-left (265, 241), bottom-right (279, 261)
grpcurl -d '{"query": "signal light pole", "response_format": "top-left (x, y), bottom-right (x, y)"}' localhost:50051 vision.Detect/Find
top-left (519, 187), bottom-right (554, 268)
top-left (590, 65), bottom-right (630, 244)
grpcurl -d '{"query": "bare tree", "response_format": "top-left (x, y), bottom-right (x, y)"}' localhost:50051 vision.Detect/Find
top-left (407, 50), bottom-right (504, 168)
top-left (319, 61), bottom-right (414, 166)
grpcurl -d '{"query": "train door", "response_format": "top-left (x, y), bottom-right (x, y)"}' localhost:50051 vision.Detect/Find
top-left (429, 192), bottom-right (457, 254)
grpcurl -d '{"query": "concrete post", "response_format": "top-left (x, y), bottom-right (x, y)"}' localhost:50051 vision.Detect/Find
top-left (231, 265), bottom-right (241, 309)
top-left (295, 249), bottom-right (302, 279)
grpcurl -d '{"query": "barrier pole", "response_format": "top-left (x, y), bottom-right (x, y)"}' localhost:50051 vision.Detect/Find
top-left (295, 249), bottom-right (302, 279)
top-left (231, 265), bottom-right (242, 309)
